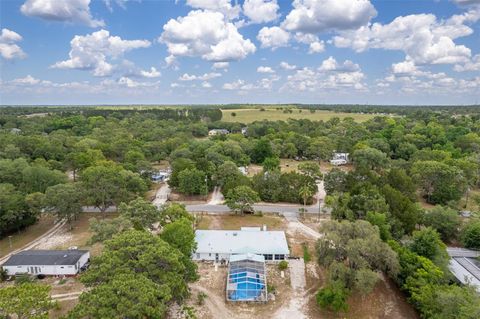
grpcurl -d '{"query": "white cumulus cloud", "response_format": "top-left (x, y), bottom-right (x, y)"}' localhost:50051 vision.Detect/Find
top-left (140, 67), bottom-right (161, 78)
top-left (318, 56), bottom-right (360, 72)
top-left (257, 66), bottom-right (274, 73)
top-left (161, 10), bottom-right (256, 62)
top-left (282, 0), bottom-right (377, 33)
top-left (0, 28), bottom-right (26, 60)
top-left (179, 72), bottom-right (222, 81)
top-left (186, 0), bottom-right (241, 20)
top-left (21, 0), bottom-right (104, 27)
top-left (257, 26), bottom-right (290, 49)
top-left (333, 9), bottom-right (480, 65)
top-left (280, 61), bottom-right (297, 70)
top-left (212, 62), bottom-right (229, 69)
top-left (243, 0), bottom-right (279, 24)
top-left (52, 29), bottom-right (151, 77)
top-left (454, 54), bottom-right (480, 72)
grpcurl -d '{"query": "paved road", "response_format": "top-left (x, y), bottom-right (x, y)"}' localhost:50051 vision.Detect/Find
top-left (82, 181), bottom-right (326, 216)
top-left (185, 203), bottom-right (321, 215)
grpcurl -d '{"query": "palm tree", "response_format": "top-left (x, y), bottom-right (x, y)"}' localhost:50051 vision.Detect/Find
top-left (299, 185), bottom-right (314, 208)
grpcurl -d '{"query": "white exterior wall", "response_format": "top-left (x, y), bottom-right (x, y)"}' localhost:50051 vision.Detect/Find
top-left (193, 252), bottom-right (288, 262)
top-left (4, 252), bottom-right (90, 276)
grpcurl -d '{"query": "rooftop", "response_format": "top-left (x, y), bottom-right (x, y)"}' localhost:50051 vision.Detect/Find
top-left (195, 229), bottom-right (289, 255)
top-left (2, 250), bottom-right (89, 267)
top-left (447, 247), bottom-right (480, 293)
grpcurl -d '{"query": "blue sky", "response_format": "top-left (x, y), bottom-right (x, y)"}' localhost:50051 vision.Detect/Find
top-left (1, 0), bottom-right (479, 105)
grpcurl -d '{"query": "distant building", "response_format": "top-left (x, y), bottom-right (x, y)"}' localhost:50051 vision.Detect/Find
top-left (460, 210), bottom-right (472, 218)
top-left (10, 128), bottom-right (21, 135)
top-left (151, 169), bottom-right (171, 182)
top-left (238, 166), bottom-right (248, 175)
top-left (330, 152), bottom-right (349, 166)
top-left (2, 250), bottom-right (90, 276)
top-left (208, 129), bottom-right (230, 136)
top-left (241, 127), bottom-right (248, 135)
top-left (193, 227), bottom-right (289, 263)
top-left (446, 248), bottom-right (480, 293)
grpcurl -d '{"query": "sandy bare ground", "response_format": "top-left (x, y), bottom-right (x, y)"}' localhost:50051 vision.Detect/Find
top-left (190, 283), bottom-right (236, 318)
top-left (286, 215), bottom-right (322, 240)
top-left (34, 225), bottom-right (74, 250)
top-left (0, 219), bottom-right (66, 264)
top-left (51, 291), bottom-right (84, 302)
top-left (153, 183), bottom-right (171, 207)
top-left (208, 186), bottom-right (224, 205)
top-left (273, 259), bottom-right (308, 319)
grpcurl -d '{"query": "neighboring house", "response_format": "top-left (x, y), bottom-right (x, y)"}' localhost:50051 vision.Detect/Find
top-left (9, 128), bottom-right (21, 135)
top-left (330, 152), bottom-right (349, 166)
top-left (193, 227), bottom-right (289, 263)
top-left (241, 127), bottom-right (248, 135)
top-left (238, 166), bottom-right (248, 176)
top-left (208, 129), bottom-right (230, 136)
top-left (2, 250), bottom-right (90, 276)
top-left (151, 169), bottom-right (171, 182)
top-left (446, 247), bottom-right (480, 293)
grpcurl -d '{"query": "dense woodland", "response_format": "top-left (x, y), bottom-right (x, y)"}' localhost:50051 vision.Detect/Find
top-left (1, 105), bottom-right (480, 318)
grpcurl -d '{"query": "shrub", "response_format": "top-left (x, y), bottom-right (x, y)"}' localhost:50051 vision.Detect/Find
top-left (267, 283), bottom-right (276, 293)
top-left (0, 268), bottom-right (7, 282)
top-left (196, 292), bottom-right (207, 306)
top-left (302, 243), bottom-right (311, 263)
top-left (316, 281), bottom-right (349, 312)
top-left (15, 273), bottom-right (34, 285)
top-left (278, 260), bottom-right (288, 271)
top-left (461, 221), bottom-right (480, 249)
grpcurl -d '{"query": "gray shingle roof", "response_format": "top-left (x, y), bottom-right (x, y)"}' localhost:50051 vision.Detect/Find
top-left (2, 250), bottom-right (89, 266)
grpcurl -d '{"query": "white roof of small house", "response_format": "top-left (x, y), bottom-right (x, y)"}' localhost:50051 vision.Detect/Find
top-left (2, 250), bottom-right (89, 267)
top-left (195, 229), bottom-right (289, 255)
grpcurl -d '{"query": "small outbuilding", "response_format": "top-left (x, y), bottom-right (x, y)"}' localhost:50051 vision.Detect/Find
top-left (2, 250), bottom-right (90, 276)
top-left (193, 228), bottom-right (289, 263)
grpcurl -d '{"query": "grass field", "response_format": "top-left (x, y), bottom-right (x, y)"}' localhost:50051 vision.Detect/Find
top-left (221, 108), bottom-right (376, 123)
top-left (0, 215), bottom-right (56, 258)
top-left (195, 214), bottom-right (286, 231)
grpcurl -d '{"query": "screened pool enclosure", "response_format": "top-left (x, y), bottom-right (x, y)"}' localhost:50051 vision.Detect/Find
top-left (226, 253), bottom-right (267, 302)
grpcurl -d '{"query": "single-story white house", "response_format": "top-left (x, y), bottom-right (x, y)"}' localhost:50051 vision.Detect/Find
top-left (193, 227), bottom-right (289, 263)
top-left (208, 129), bottom-right (230, 136)
top-left (2, 250), bottom-right (90, 276)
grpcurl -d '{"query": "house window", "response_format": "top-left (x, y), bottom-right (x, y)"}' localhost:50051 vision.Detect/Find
top-left (274, 254), bottom-right (285, 260)
top-left (264, 254), bottom-right (273, 260)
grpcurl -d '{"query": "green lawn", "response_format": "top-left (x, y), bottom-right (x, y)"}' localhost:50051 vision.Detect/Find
top-left (222, 108), bottom-right (376, 123)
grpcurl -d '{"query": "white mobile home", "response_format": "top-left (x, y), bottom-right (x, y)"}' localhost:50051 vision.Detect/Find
top-left (193, 228), bottom-right (289, 263)
top-left (2, 250), bottom-right (90, 276)
top-left (330, 152), bottom-right (349, 166)
top-left (208, 129), bottom-right (230, 136)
